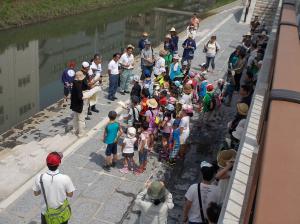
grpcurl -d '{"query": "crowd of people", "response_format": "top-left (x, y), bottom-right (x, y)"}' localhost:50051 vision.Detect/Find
top-left (36, 14), bottom-right (268, 224)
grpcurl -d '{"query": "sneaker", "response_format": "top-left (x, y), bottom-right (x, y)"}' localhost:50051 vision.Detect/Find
top-left (88, 111), bottom-right (92, 115)
top-left (113, 96), bottom-right (118, 100)
top-left (120, 91), bottom-right (125, 95)
top-left (119, 167), bottom-right (129, 174)
top-left (124, 91), bottom-right (130, 94)
top-left (85, 116), bottom-right (91, 120)
top-left (91, 108), bottom-right (99, 113)
top-left (103, 165), bottom-right (111, 171)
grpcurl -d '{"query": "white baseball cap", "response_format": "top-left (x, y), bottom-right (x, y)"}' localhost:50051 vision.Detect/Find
top-left (82, 61), bottom-right (90, 68)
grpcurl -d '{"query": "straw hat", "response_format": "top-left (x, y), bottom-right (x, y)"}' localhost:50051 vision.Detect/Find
top-left (142, 32), bottom-right (149, 37)
top-left (237, 103), bottom-right (249, 116)
top-left (127, 127), bottom-right (136, 139)
top-left (147, 99), bottom-right (158, 108)
top-left (74, 71), bottom-right (85, 81)
top-left (183, 84), bottom-right (193, 94)
top-left (170, 27), bottom-right (176, 32)
top-left (147, 181), bottom-right (166, 200)
top-left (217, 149), bottom-right (236, 168)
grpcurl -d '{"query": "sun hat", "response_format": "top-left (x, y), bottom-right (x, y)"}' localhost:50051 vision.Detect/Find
top-left (142, 32), bottom-right (149, 36)
top-left (165, 34), bottom-right (171, 39)
top-left (217, 149), bottom-right (236, 168)
top-left (82, 61), bottom-right (90, 68)
top-left (183, 84), bottom-right (193, 94)
top-left (127, 127), bottom-right (136, 139)
top-left (166, 104), bottom-right (175, 111)
top-left (147, 98), bottom-right (158, 108)
top-left (133, 75), bottom-right (139, 82)
top-left (74, 71), bottom-right (85, 81)
top-left (159, 49), bottom-right (167, 56)
top-left (206, 84), bottom-right (214, 93)
top-left (46, 152), bottom-right (62, 166)
top-left (237, 103), bottom-right (249, 116)
top-left (147, 181), bottom-right (166, 200)
top-left (168, 97), bottom-right (177, 104)
top-left (170, 27), bottom-right (176, 32)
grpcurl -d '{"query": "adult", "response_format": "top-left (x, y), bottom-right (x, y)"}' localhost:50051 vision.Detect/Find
top-left (170, 27), bottom-right (179, 53)
top-left (61, 61), bottom-right (76, 103)
top-left (108, 53), bottom-right (121, 101)
top-left (239, 84), bottom-right (253, 107)
top-left (141, 40), bottom-right (154, 80)
top-left (80, 61), bottom-right (93, 120)
top-left (164, 34), bottom-right (175, 55)
top-left (153, 49), bottom-right (166, 77)
top-left (216, 149), bottom-right (236, 202)
top-left (190, 13), bottom-right (200, 29)
top-left (228, 103), bottom-right (249, 135)
top-left (88, 54), bottom-right (102, 113)
top-left (182, 34), bottom-right (197, 66)
top-left (135, 181), bottom-right (174, 224)
top-left (186, 24), bottom-right (197, 40)
top-left (232, 50), bottom-right (247, 92)
top-left (70, 71), bottom-right (89, 137)
top-left (203, 35), bottom-right (220, 72)
top-left (183, 161), bottom-right (221, 224)
top-left (33, 152), bottom-right (75, 224)
top-left (119, 45), bottom-right (135, 94)
top-left (138, 32), bottom-right (149, 52)
top-left (250, 16), bottom-right (260, 33)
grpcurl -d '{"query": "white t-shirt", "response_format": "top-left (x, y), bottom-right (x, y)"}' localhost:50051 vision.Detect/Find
top-left (90, 61), bottom-right (102, 84)
top-left (154, 56), bottom-right (166, 75)
top-left (180, 116), bottom-right (190, 143)
top-left (185, 183), bottom-right (221, 223)
top-left (123, 137), bottom-right (137, 154)
top-left (206, 41), bottom-right (220, 57)
top-left (33, 169), bottom-right (75, 214)
top-left (181, 93), bottom-right (193, 105)
top-left (138, 131), bottom-right (149, 150)
top-left (120, 53), bottom-right (134, 69)
top-left (108, 59), bottom-right (119, 75)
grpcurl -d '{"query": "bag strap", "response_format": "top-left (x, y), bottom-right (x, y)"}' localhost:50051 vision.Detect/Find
top-left (197, 183), bottom-right (206, 223)
top-left (40, 174), bottom-right (49, 211)
top-left (132, 106), bottom-right (138, 122)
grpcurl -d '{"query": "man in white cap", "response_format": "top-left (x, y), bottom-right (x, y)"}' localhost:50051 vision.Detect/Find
top-left (183, 162), bottom-right (221, 224)
top-left (141, 40), bottom-right (154, 80)
top-left (170, 27), bottom-right (179, 53)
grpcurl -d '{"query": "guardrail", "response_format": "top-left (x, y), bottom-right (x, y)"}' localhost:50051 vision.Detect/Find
top-left (218, 0), bottom-right (283, 223)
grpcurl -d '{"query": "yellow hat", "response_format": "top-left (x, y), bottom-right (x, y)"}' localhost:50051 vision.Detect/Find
top-left (147, 98), bottom-right (158, 108)
top-left (237, 103), bottom-right (249, 116)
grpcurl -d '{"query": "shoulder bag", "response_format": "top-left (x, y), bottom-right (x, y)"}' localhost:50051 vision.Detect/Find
top-left (198, 183), bottom-right (208, 224)
top-left (40, 174), bottom-right (72, 224)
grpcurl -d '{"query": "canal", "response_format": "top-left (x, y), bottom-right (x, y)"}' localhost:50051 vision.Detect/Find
top-left (0, 0), bottom-right (216, 134)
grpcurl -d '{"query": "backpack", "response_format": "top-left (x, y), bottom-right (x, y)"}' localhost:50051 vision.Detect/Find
top-left (149, 110), bottom-right (160, 127)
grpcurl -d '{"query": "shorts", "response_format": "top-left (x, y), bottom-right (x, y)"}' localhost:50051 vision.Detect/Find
top-left (162, 132), bottom-right (171, 139)
top-left (139, 149), bottom-right (148, 164)
top-left (105, 143), bottom-right (118, 156)
top-left (122, 152), bottom-right (134, 158)
top-left (64, 86), bottom-right (72, 97)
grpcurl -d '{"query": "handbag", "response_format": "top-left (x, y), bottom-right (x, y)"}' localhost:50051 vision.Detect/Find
top-left (40, 174), bottom-right (72, 224)
top-left (197, 183), bottom-right (208, 224)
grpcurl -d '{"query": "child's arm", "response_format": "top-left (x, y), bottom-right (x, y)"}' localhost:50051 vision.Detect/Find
top-left (121, 142), bottom-right (126, 152)
top-left (103, 124), bottom-right (107, 142)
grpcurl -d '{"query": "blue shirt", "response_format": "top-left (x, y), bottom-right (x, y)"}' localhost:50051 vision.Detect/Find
top-left (172, 128), bottom-right (180, 145)
top-left (105, 122), bottom-right (119, 144)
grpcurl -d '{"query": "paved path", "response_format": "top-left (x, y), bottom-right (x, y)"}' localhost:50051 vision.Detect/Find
top-left (0, 6), bottom-right (248, 224)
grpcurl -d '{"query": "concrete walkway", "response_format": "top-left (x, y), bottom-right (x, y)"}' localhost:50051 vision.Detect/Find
top-left (0, 6), bottom-right (248, 224)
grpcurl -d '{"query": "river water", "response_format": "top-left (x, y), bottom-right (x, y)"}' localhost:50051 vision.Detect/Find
top-left (0, 0), bottom-right (215, 134)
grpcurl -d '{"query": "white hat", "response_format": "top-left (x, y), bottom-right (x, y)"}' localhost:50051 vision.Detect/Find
top-left (67, 70), bottom-right (75, 77)
top-left (170, 27), bottom-right (176, 32)
top-left (133, 75), bottom-right (139, 82)
top-left (166, 104), bottom-right (175, 111)
top-left (200, 161), bottom-right (213, 168)
top-left (127, 127), bottom-right (136, 138)
top-left (82, 61), bottom-right (90, 68)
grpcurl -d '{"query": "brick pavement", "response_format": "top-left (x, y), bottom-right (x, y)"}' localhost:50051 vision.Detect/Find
top-left (0, 6), bottom-right (248, 224)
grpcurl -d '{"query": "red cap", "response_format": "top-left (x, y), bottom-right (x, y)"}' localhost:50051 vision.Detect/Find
top-left (46, 152), bottom-right (62, 166)
top-left (206, 84), bottom-right (214, 92)
top-left (67, 61), bottom-right (76, 69)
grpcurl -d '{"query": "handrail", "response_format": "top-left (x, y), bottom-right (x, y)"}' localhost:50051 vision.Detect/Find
top-left (218, 0), bottom-right (283, 223)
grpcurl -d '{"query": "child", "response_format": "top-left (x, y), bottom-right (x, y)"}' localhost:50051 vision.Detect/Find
top-left (130, 75), bottom-right (141, 101)
top-left (61, 61), bottom-right (76, 103)
top-left (123, 96), bottom-right (141, 129)
top-left (136, 122), bottom-right (150, 174)
top-left (103, 111), bottom-right (123, 171)
top-left (168, 119), bottom-right (181, 165)
top-left (159, 111), bottom-right (173, 161)
top-left (140, 88), bottom-right (150, 116)
top-left (119, 127), bottom-right (137, 174)
top-left (159, 90), bottom-right (168, 107)
top-left (143, 69), bottom-right (154, 97)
